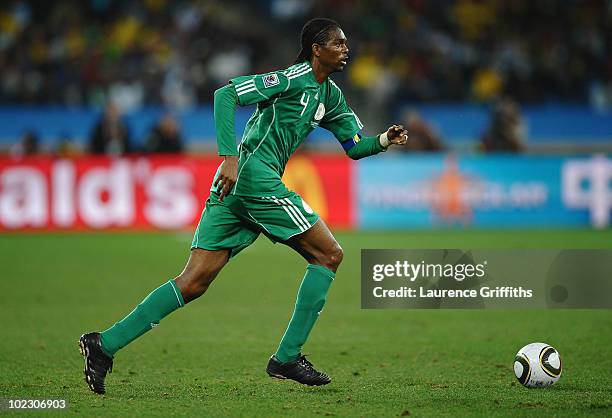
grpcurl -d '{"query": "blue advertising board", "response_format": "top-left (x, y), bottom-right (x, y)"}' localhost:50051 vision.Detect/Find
top-left (357, 155), bottom-right (612, 229)
top-left (1, 104), bottom-right (610, 148)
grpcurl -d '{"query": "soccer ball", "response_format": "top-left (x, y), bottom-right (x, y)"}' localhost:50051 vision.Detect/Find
top-left (513, 342), bottom-right (562, 388)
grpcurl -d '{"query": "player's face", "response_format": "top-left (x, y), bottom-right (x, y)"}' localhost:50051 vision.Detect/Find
top-left (317, 28), bottom-right (349, 71)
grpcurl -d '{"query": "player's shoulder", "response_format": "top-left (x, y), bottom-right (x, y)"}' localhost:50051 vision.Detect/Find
top-left (323, 76), bottom-right (344, 106)
top-left (279, 62), bottom-right (314, 88)
top-left (257, 62), bottom-right (309, 80)
top-left (282, 62), bottom-right (312, 78)
top-left (251, 62), bottom-right (312, 91)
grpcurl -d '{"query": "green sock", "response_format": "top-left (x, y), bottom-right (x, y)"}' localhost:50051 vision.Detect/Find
top-left (100, 279), bottom-right (185, 357)
top-left (274, 264), bottom-right (335, 363)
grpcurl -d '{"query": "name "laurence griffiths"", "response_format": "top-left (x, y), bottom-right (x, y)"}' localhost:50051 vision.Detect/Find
top-left (372, 286), bottom-right (533, 298)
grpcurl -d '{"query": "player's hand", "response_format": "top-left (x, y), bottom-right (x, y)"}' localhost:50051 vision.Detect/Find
top-left (214, 155), bottom-right (238, 201)
top-left (386, 124), bottom-right (408, 146)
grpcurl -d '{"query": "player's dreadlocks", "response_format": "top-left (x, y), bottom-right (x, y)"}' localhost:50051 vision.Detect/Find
top-left (294, 18), bottom-right (341, 64)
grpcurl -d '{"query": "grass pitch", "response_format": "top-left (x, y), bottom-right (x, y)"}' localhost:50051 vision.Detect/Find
top-left (1, 229), bottom-right (611, 417)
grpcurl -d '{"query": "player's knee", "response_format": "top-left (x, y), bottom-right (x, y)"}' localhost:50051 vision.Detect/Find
top-left (317, 243), bottom-right (343, 272)
top-left (330, 244), bottom-right (344, 268)
top-left (176, 270), bottom-right (215, 302)
top-left (176, 262), bottom-right (224, 302)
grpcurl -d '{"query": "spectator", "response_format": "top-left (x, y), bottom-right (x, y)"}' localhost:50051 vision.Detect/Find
top-left (480, 98), bottom-right (526, 152)
top-left (398, 110), bottom-right (444, 152)
top-left (144, 113), bottom-right (183, 153)
top-left (10, 130), bottom-right (40, 158)
top-left (89, 103), bottom-right (132, 155)
top-left (0, 1), bottom-right (609, 107)
top-left (55, 132), bottom-right (81, 158)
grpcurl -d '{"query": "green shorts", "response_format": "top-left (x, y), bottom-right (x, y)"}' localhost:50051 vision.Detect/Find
top-left (191, 191), bottom-right (320, 257)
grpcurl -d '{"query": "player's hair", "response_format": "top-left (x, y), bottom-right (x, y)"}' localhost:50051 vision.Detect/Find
top-left (294, 18), bottom-right (341, 64)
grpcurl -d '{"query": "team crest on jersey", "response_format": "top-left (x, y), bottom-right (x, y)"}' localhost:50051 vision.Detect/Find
top-left (314, 103), bottom-right (325, 121)
top-left (263, 74), bottom-right (280, 88)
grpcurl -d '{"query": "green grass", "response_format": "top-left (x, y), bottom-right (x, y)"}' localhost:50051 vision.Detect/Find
top-left (1, 229), bottom-right (611, 417)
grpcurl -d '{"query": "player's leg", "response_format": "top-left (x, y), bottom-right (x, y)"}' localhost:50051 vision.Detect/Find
top-left (245, 193), bottom-right (340, 385)
top-left (79, 248), bottom-right (230, 394)
top-left (99, 248), bottom-right (230, 357)
top-left (79, 193), bottom-right (258, 394)
top-left (284, 217), bottom-right (343, 272)
top-left (273, 219), bottom-right (341, 351)
top-left (174, 248), bottom-right (230, 303)
top-left (266, 220), bottom-right (341, 385)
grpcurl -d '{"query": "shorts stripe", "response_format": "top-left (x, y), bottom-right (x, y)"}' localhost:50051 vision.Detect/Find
top-left (264, 196), bottom-right (308, 232)
top-left (282, 198), bottom-right (311, 228)
top-left (273, 197), bottom-right (307, 231)
top-left (283, 202), bottom-right (309, 231)
top-left (277, 197), bottom-right (310, 230)
top-left (275, 198), bottom-right (306, 231)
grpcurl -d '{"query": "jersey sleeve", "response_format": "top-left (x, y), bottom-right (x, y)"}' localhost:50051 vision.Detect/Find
top-left (229, 71), bottom-right (291, 106)
top-left (319, 82), bottom-right (364, 147)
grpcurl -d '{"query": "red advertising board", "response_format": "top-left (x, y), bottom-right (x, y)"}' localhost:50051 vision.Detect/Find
top-left (283, 154), bottom-right (353, 229)
top-left (0, 155), bottom-right (353, 231)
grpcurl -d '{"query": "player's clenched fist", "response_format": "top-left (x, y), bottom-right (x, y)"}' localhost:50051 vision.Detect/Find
top-left (386, 124), bottom-right (408, 146)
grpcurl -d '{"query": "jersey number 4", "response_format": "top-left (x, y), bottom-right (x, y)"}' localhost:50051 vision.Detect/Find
top-left (299, 92), bottom-right (310, 116)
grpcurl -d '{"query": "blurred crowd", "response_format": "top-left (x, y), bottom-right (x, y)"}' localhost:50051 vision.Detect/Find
top-left (3, 0), bottom-right (605, 156)
top-left (11, 97), bottom-right (527, 158)
top-left (1, 0), bottom-right (611, 111)
top-left (10, 105), bottom-right (185, 158)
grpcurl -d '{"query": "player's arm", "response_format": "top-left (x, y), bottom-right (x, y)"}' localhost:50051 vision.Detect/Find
top-left (213, 70), bottom-right (292, 151)
top-left (230, 71), bottom-right (291, 106)
top-left (321, 84), bottom-right (407, 159)
top-left (341, 125), bottom-right (408, 160)
top-left (213, 85), bottom-right (239, 200)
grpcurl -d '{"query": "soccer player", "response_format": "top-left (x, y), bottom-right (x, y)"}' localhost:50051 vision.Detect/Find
top-left (79, 17), bottom-right (408, 394)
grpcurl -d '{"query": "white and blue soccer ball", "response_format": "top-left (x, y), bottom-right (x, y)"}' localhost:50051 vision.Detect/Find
top-left (514, 342), bottom-right (562, 388)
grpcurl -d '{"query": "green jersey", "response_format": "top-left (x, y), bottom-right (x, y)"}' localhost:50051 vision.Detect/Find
top-left (216, 61), bottom-right (364, 197)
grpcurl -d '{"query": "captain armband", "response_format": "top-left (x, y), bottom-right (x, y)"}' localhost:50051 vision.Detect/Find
top-left (342, 133), bottom-right (386, 160)
top-left (340, 133), bottom-right (362, 152)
